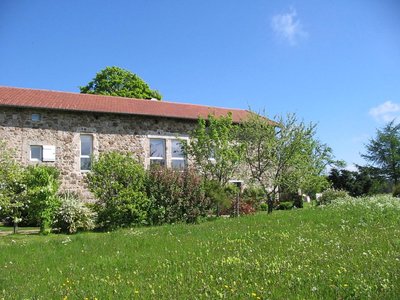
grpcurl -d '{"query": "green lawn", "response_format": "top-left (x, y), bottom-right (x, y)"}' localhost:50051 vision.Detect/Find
top-left (0, 196), bottom-right (399, 299)
top-left (0, 225), bottom-right (39, 232)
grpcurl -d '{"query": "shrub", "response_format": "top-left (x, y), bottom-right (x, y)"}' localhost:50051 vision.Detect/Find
top-left (260, 203), bottom-right (268, 211)
top-left (0, 140), bottom-right (25, 229)
top-left (147, 167), bottom-right (212, 224)
top-left (242, 186), bottom-right (265, 211)
top-left (203, 180), bottom-right (231, 216)
top-left (275, 201), bottom-right (293, 210)
top-left (317, 188), bottom-right (349, 206)
top-left (53, 191), bottom-right (96, 234)
top-left (292, 194), bottom-right (303, 208)
top-left (23, 165), bottom-right (60, 234)
top-left (238, 201), bottom-right (256, 215)
top-left (392, 184), bottom-right (400, 198)
top-left (87, 151), bottom-right (149, 229)
top-left (324, 194), bottom-right (400, 220)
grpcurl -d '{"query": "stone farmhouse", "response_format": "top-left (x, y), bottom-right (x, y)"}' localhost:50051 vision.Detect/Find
top-left (0, 86), bottom-right (251, 198)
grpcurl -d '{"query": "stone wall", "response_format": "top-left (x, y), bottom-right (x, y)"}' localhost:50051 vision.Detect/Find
top-left (0, 107), bottom-right (196, 200)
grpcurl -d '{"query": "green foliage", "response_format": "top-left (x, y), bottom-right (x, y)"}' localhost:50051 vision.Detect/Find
top-left (317, 188), bottom-right (349, 206)
top-left (23, 165), bottom-right (60, 234)
top-left (292, 194), bottom-right (303, 208)
top-left (86, 151), bottom-right (149, 229)
top-left (275, 201), bottom-right (293, 210)
top-left (53, 192), bottom-right (96, 234)
top-left (362, 121), bottom-right (400, 185)
top-left (239, 112), bottom-right (337, 212)
top-left (328, 166), bottom-right (390, 197)
top-left (241, 186), bottom-right (265, 211)
top-left (0, 141), bottom-right (25, 229)
top-left (392, 184), bottom-right (400, 197)
top-left (184, 113), bottom-right (244, 186)
top-left (259, 202), bottom-right (268, 211)
top-left (147, 167), bottom-right (212, 224)
top-left (203, 180), bottom-right (232, 214)
top-left (1, 196), bottom-right (400, 299)
top-left (325, 194), bottom-right (400, 221)
top-left (80, 66), bottom-right (162, 100)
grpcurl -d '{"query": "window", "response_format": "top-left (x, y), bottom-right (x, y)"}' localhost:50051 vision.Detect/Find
top-left (31, 114), bottom-right (41, 122)
top-left (171, 139), bottom-right (186, 169)
top-left (29, 145), bottom-right (56, 162)
top-left (80, 135), bottom-right (93, 171)
top-left (30, 145), bottom-right (42, 161)
top-left (150, 139), bottom-right (165, 166)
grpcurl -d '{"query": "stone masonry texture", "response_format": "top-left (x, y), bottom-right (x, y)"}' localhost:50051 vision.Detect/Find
top-left (0, 107), bottom-right (196, 201)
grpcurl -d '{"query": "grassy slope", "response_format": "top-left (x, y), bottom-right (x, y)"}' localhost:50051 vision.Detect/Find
top-left (0, 199), bottom-right (399, 299)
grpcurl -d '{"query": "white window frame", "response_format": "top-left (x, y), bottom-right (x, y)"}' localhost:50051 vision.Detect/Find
top-left (30, 145), bottom-right (43, 162)
top-left (80, 134), bottom-right (93, 172)
top-left (149, 138), bottom-right (166, 166)
top-left (147, 135), bottom-right (189, 169)
top-left (171, 139), bottom-right (186, 170)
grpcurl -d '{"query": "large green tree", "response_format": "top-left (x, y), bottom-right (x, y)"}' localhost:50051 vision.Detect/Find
top-left (328, 166), bottom-right (390, 196)
top-left (362, 121), bottom-right (400, 185)
top-left (239, 112), bottom-right (335, 213)
top-left (80, 66), bottom-right (162, 100)
top-left (184, 113), bottom-right (244, 186)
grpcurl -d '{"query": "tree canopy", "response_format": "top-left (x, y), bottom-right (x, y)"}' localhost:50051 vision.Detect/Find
top-left (184, 113), bottom-right (244, 186)
top-left (239, 112), bottom-right (335, 212)
top-left (80, 66), bottom-right (162, 100)
top-left (327, 166), bottom-right (390, 196)
top-left (361, 121), bottom-right (400, 185)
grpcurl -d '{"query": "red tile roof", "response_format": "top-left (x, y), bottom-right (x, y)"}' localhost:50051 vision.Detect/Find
top-left (0, 86), bottom-right (251, 123)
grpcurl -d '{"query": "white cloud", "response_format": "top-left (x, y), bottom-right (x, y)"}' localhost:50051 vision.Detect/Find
top-left (271, 7), bottom-right (308, 46)
top-left (369, 101), bottom-right (400, 122)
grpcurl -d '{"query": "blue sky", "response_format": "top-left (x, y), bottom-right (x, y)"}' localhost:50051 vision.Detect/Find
top-left (1, 0), bottom-right (399, 169)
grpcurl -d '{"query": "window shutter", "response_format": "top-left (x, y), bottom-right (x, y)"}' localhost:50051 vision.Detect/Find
top-left (42, 145), bottom-right (56, 162)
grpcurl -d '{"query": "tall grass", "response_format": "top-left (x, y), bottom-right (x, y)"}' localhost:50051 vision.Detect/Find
top-left (0, 195), bottom-right (399, 299)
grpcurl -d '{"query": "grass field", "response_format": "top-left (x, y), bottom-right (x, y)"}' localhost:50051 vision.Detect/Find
top-left (0, 195), bottom-right (399, 299)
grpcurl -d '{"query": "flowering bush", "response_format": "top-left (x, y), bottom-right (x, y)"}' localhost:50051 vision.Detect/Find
top-left (53, 191), bottom-right (96, 234)
top-left (239, 201), bottom-right (256, 215)
top-left (317, 188), bottom-right (349, 206)
top-left (147, 167), bottom-right (212, 224)
top-left (327, 194), bottom-right (400, 212)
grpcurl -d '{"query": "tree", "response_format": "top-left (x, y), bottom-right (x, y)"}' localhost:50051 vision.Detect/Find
top-left (362, 121), bottom-right (400, 185)
top-left (239, 112), bottom-right (335, 213)
top-left (328, 166), bottom-right (389, 197)
top-left (0, 140), bottom-right (25, 233)
top-left (80, 66), bottom-right (162, 100)
top-left (184, 113), bottom-right (244, 186)
top-left (184, 114), bottom-right (244, 215)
